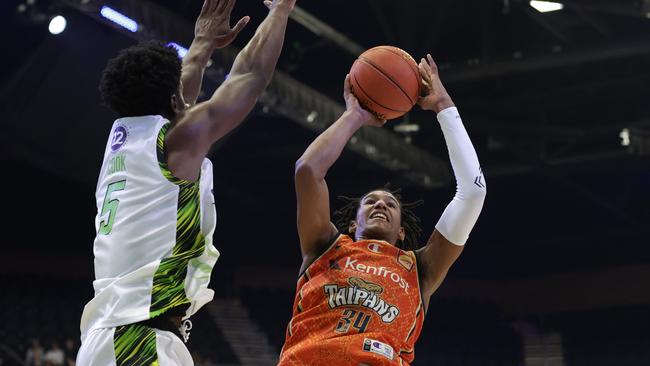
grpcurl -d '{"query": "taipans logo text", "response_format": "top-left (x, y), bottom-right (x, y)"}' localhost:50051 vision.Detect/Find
top-left (323, 277), bottom-right (400, 323)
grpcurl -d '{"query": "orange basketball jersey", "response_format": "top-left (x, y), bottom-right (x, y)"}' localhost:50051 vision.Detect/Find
top-left (279, 234), bottom-right (425, 366)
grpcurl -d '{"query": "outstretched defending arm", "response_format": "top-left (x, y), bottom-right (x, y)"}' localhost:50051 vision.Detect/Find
top-left (181, 0), bottom-right (250, 106)
top-left (415, 54), bottom-right (487, 309)
top-left (295, 76), bottom-right (385, 273)
top-left (166, 0), bottom-right (295, 181)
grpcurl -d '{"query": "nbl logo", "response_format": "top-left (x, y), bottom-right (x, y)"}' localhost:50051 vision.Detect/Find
top-left (111, 125), bottom-right (128, 152)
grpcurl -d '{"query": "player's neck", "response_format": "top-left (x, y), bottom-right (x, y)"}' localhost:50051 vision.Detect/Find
top-left (356, 234), bottom-right (395, 245)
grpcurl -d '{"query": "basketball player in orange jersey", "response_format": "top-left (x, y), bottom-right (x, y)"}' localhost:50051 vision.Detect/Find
top-left (278, 54), bottom-right (486, 366)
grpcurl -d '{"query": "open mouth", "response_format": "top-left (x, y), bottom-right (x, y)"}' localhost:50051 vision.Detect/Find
top-left (369, 212), bottom-right (389, 222)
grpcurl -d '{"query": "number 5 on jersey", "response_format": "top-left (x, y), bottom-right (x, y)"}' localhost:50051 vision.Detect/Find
top-left (99, 180), bottom-right (126, 235)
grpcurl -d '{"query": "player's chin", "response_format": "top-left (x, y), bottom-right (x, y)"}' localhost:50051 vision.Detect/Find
top-left (364, 222), bottom-right (393, 237)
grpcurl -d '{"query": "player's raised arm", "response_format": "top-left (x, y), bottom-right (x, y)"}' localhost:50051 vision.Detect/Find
top-left (181, 0), bottom-right (250, 106)
top-left (165, 0), bottom-right (296, 181)
top-left (295, 76), bottom-right (384, 271)
top-left (415, 54), bottom-right (487, 308)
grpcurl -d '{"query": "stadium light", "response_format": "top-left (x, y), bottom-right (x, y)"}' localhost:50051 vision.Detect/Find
top-left (530, 1), bottom-right (564, 13)
top-left (48, 15), bottom-right (67, 35)
top-left (620, 128), bottom-right (630, 147)
top-left (168, 42), bottom-right (189, 59)
top-left (100, 6), bottom-right (138, 32)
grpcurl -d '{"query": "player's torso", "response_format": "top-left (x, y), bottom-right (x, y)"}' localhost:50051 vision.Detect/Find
top-left (80, 116), bottom-right (218, 336)
top-left (93, 116), bottom-right (216, 280)
top-left (280, 235), bottom-right (424, 366)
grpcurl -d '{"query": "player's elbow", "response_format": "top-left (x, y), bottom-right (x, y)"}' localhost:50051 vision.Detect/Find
top-left (468, 184), bottom-right (487, 202)
top-left (295, 159), bottom-right (314, 179)
top-left (295, 158), bottom-right (323, 183)
top-left (462, 178), bottom-right (487, 202)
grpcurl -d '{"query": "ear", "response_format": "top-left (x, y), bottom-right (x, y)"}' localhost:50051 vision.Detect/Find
top-left (398, 226), bottom-right (405, 241)
top-left (170, 94), bottom-right (184, 114)
top-left (348, 220), bottom-right (357, 236)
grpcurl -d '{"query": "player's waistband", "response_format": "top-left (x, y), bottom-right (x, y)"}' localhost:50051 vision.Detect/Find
top-left (137, 314), bottom-right (183, 337)
top-left (134, 305), bottom-right (189, 340)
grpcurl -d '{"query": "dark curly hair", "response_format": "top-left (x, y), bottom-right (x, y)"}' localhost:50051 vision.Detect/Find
top-left (99, 41), bottom-right (182, 118)
top-left (333, 185), bottom-right (424, 250)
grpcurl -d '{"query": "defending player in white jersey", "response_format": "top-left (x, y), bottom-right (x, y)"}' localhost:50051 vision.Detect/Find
top-left (76, 0), bottom-right (296, 364)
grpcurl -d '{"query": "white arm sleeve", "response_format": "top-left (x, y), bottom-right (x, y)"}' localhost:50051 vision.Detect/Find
top-left (435, 107), bottom-right (486, 246)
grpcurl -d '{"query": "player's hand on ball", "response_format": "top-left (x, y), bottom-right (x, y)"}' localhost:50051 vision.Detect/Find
top-left (417, 54), bottom-right (455, 113)
top-left (343, 74), bottom-right (386, 127)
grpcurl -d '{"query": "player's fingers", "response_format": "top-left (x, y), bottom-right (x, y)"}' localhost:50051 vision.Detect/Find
top-left (199, 0), bottom-right (211, 15)
top-left (223, 0), bottom-right (236, 15)
top-left (214, 0), bottom-right (225, 12)
top-left (231, 16), bottom-right (249, 33)
top-left (209, 0), bottom-right (220, 12)
top-left (217, 0), bottom-right (230, 13)
top-left (344, 74), bottom-right (352, 94)
top-left (426, 54), bottom-right (438, 73)
top-left (421, 78), bottom-right (431, 90)
top-left (263, 0), bottom-right (273, 9)
top-left (419, 58), bottom-right (431, 73)
top-left (419, 60), bottom-right (432, 82)
top-left (344, 75), bottom-right (361, 108)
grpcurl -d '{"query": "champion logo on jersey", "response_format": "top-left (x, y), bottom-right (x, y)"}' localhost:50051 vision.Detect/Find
top-left (362, 338), bottom-right (394, 360)
top-left (367, 242), bottom-right (382, 253)
top-left (111, 125), bottom-right (128, 152)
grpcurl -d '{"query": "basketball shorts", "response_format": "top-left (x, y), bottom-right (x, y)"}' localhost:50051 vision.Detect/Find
top-left (76, 323), bottom-right (193, 365)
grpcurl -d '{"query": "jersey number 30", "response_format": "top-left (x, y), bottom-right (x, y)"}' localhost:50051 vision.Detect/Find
top-left (99, 180), bottom-right (126, 235)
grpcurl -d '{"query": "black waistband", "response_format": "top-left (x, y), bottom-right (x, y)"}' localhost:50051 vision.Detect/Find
top-left (137, 315), bottom-right (182, 338)
top-left (133, 304), bottom-right (189, 339)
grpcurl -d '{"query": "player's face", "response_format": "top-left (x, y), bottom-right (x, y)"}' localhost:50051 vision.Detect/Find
top-left (353, 190), bottom-right (404, 245)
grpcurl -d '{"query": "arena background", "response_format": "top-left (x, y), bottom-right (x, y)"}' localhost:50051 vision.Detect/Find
top-left (2, 0), bottom-right (650, 365)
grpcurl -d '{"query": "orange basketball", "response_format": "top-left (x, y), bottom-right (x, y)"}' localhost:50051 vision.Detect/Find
top-left (350, 46), bottom-right (422, 120)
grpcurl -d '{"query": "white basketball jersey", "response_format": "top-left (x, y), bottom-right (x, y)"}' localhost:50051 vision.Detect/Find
top-left (80, 115), bottom-right (218, 340)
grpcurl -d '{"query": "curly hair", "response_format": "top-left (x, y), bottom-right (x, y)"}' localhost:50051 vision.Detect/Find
top-left (333, 185), bottom-right (424, 250)
top-left (99, 41), bottom-right (182, 118)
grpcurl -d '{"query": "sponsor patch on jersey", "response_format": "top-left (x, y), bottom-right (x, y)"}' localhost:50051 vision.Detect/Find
top-left (367, 242), bottom-right (382, 253)
top-left (344, 257), bottom-right (410, 294)
top-left (111, 125), bottom-right (128, 152)
top-left (348, 276), bottom-right (383, 294)
top-left (362, 338), bottom-right (394, 360)
top-left (397, 252), bottom-right (414, 272)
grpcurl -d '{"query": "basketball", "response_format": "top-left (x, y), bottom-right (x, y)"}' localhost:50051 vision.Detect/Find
top-left (350, 46), bottom-right (422, 120)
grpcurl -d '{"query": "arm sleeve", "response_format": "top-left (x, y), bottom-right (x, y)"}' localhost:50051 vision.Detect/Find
top-left (434, 107), bottom-right (486, 246)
